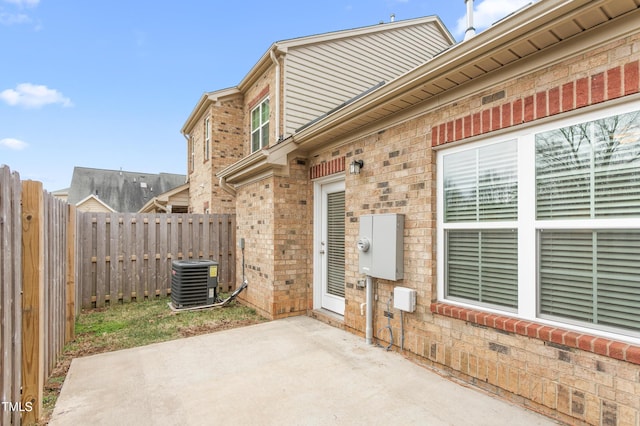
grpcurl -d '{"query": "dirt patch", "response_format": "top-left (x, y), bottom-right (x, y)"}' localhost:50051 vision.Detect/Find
top-left (178, 318), bottom-right (262, 337)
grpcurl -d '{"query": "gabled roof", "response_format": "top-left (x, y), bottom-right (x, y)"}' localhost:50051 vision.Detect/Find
top-left (75, 194), bottom-right (117, 213)
top-left (67, 167), bottom-right (186, 213)
top-left (181, 15), bottom-right (454, 136)
top-left (181, 87), bottom-right (241, 136)
top-left (218, 0), bottom-right (640, 185)
top-left (237, 15), bottom-right (454, 91)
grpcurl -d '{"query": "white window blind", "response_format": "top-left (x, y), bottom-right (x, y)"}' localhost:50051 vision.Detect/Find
top-left (327, 191), bottom-right (345, 298)
top-left (444, 140), bottom-right (517, 222)
top-left (446, 230), bottom-right (518, 309)
top-left (536, 110), bottom-right (640, 219)
top-left (540, 230), bottom-right (640, 332)
top-left (443, 140), bottom-right (518, 309)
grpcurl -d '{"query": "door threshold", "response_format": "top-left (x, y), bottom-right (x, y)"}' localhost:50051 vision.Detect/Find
top-left (309, 309), bottom-right (345, 330)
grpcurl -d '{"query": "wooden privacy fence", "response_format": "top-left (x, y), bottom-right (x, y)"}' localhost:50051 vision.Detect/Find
top-left (1, 164), bottom-right (235, 424)
top-left (77, 213), bottom-right (236, 308)
top-left (0, 165), bottom-right (76, 425)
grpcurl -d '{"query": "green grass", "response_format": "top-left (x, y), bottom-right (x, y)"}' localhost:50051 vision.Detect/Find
top-left (40, 297), bottom-right (266, 424)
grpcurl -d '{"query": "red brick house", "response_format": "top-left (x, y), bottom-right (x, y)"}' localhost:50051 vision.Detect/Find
top-left (188, 1), bottom-right (640, 424)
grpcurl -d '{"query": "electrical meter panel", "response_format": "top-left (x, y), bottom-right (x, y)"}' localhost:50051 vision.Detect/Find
top-left (358, 214), bottom-right (404, 280)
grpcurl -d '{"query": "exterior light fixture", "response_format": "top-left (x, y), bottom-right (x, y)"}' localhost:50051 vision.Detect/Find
top-left (350, 159), bottom-right (364, 175)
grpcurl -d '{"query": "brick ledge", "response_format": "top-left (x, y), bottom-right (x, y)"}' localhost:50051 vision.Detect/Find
top-left (430, 302), bottom-right (640, 365)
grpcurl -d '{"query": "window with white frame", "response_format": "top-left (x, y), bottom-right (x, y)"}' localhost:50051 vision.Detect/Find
top-left (204, 117), bottom-right (210, 161)
top-left (438, 101), bottom-right (640, 341)
top-left (251, 98), bottom-right (270, 152)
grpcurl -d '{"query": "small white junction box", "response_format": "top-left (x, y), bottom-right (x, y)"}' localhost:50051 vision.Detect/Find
top-left (393, 287), bottom-right (416, 312)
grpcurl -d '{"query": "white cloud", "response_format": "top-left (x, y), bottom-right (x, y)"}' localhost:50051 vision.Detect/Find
top-left (455, 0), bottom-right (533, 36)
top-left (2, 0), bottom-right (40, 7)
top-left (0, 138), bottom-right (28, 150)
top-left (0, 83), bottom-right (73, 109)
top-left (0, 12), bottom-right (30, 25)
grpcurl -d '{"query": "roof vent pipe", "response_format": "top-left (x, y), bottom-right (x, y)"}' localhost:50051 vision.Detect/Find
top-left (390, 13), bottom-right (395, 22)
top-left (463, 0), bottom-right (476, 41)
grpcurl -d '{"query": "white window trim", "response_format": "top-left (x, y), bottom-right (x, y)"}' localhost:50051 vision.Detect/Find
top-left (437, 98), bottom-right (640, 345)
top-left (251, 97), bottom-right (269, 153)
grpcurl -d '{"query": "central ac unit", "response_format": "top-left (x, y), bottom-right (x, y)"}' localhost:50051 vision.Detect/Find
top-left (171, 260), bottom-right (219, 309)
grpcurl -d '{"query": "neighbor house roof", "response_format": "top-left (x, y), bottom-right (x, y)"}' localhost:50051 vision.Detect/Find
top-left (137, 182), bottom-right (189, 213)
top-left (67, 167), bottom-right (186, 213)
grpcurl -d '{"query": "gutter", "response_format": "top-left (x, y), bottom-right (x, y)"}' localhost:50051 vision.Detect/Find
top-left (290, 0), bottom-right (595, 149)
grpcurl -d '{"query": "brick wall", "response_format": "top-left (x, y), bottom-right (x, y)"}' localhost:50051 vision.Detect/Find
top-left (235, 177), bottom-right (275, 318)
top-left (272, 157), bottom-right (312, 317)
top-left (188, 94), bottom-right (244, 214)
top-left (303, 32), bottom-right (640, 425)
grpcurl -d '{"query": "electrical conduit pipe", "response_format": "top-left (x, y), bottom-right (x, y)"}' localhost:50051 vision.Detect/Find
top-left (366, 275), bottom-right (373, 344)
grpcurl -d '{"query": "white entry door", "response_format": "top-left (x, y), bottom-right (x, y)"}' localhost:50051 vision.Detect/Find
top-left (314, 179), bottom-right (345, 315)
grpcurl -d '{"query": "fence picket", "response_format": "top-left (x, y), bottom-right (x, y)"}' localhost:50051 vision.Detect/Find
top-left (0, 165), bottom-right (22, 426)
top-left (96, 213), bottom-right (107, 307)
top-left (159, 215), bottom-right (168, 296)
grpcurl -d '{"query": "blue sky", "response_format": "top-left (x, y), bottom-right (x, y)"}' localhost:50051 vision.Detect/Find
top-left (0, 0), bottom-right (530, 191)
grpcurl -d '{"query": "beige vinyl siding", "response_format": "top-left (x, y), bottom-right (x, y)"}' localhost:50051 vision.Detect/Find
top-left (77, 198), bottom-right (113, 213)
top-left (283, 22), bottom-right (451, 135)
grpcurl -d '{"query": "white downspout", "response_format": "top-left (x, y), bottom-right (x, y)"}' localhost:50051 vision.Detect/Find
top-left (366, 275), bottom-right (374, 344)
top-left (270, 49), bottom-right (281, 141)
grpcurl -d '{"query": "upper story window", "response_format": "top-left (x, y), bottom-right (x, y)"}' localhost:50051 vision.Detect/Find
top-left (437, 101), bottom-right (640, 343)
top-left (251, 98), bottom-right (270, 153)
top-left (204, 117), bottom-right (211, 162)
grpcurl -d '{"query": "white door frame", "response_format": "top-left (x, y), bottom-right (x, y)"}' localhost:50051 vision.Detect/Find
top-left (313, 175), bottom-right (345, 314)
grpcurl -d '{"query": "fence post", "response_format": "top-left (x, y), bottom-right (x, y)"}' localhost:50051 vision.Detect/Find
top-left (66, 204), bottom-right (76, 343)
top-left (21, 180), bottom-right (44, 424)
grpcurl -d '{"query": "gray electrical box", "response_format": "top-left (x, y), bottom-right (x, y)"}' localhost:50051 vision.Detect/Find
top-left (357, 214), bottom-right (404, 280)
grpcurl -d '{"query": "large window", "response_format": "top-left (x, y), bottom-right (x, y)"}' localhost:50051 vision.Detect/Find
top-left (251, 98), bottom-right (270, 152)
top-left (438, 103), bottom-right (640, 341)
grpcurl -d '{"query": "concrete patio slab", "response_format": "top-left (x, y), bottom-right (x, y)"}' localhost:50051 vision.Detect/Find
top-left (50, 316), bottom-right (560, 425)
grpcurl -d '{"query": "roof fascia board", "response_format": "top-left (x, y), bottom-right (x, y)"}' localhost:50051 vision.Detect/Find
top-left (181, 87), bottom-right (241, 135)
top-left (156, 182), bottom-right (190, 200)
top-left (278, 15), bottom-right (453, 50)
top-left (76, 194), bottom-right (117, 212)
top-left (305, 9), bottom-right (640, 156)
top-left (217, 149), bottom-right (269, 181)
top-left (216, 138), bottom-right (299, 184)
top-left (291, 0), bottom-right (596, 146)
